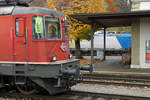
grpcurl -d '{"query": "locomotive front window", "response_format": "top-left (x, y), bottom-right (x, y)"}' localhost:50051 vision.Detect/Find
top-left (65, 27), bottom-right (69, 40)
top-left (32, 16), bottom-right (44, 39)
top-left (45, 16), bottom-right (61, 40)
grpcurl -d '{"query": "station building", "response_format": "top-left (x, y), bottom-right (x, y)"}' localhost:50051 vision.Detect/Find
top-left (70, 10), bottom-right (150, 69)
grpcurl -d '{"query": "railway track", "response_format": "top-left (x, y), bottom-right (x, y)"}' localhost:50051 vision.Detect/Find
top-left (0, 74), bottom-right (149, 100)
top-left (0, 93), bottom-right (70, 100)
top-left (0, 90), bottom-right (149, 100)
top-left (79, 74), bottom-right (150, 87)
top-left (68, 91), bottom-right (150, 100)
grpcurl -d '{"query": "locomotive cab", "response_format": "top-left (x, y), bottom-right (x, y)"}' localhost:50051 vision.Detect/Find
top-left (13, 13), bottom-right (70, 62)
top-left (0, 6), bottom-right (81, 95)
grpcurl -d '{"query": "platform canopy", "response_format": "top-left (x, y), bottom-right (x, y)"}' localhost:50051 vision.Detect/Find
top-left (69, 10), bottom-right (150, 28)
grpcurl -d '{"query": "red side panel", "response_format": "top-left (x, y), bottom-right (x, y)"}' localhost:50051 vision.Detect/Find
top-left (28, 41), bottom-right (69, 62)
top-left (0, 15), bottom-right (12, 61)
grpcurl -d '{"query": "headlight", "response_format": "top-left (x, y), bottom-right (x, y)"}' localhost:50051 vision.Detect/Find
top-left (52, 56), bottom-right (57, 62)
top-left (70, 54), bottom-right (73, 59)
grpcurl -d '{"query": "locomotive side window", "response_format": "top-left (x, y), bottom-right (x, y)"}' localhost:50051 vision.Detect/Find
top-left (32, 16), bottom-right (44, 39)
top-left (15, 18), bottom-right (25, 37)
top-left (45, 16), bottom-right (61, 40)
top-left (15, 18), bottom-right (19, 36)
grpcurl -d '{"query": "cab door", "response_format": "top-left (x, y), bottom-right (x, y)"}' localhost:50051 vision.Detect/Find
top-left (13, 16), bottom-right (27, 62)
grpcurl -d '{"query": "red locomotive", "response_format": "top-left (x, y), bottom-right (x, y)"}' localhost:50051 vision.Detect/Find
top-left (0, 0), bottom-right (84, 95)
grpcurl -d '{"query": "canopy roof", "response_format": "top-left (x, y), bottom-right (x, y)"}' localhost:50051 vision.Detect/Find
top-left (69, 10), bottom-right (150, 28)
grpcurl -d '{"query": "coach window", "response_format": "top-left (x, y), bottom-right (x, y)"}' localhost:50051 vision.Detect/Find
top-left (45, 16), bottom-right (61, 40)
top-left (32, 16), bottom-right (44, 39)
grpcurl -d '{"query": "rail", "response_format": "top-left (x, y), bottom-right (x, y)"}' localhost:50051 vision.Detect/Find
top-left (79, 74), bottom-right (150, 87)
top-left (0, 91), bottom-right (149, 100)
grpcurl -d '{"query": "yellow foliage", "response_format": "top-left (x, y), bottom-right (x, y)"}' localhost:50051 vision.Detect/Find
top-left (47, 0), bottom-right (105, 40)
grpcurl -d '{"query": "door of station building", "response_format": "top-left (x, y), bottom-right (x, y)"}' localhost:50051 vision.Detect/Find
top-left (13, 16), bottom-right (27, 62)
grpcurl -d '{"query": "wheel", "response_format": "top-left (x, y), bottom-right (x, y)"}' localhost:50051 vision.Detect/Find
top-left (17, 85), bottom-right (36, 95)
top-left (16, 79), bottom-right (36, 95)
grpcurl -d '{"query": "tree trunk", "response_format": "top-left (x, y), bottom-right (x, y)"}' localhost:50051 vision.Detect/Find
top-left (75, 38), bottom-right (82, 59)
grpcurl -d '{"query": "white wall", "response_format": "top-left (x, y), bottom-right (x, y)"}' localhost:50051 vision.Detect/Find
top-left (131, 19), bottom-right (140, 68)
top-left (140, 18), bottom-right (150, 68)
top-left (132, 0), bottom-right (150, 2)
top-left (132, 1), bottom-right (150, 11)
top-left (140, 2), bottom-right (150, 10)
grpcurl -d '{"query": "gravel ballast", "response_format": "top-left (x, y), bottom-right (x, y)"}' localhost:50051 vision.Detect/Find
top-left (71, 83), bottom-right (150, 98)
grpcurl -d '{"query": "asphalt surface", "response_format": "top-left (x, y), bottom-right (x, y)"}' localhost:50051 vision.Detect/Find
top-left (93, 56), bottom-right (150, 74)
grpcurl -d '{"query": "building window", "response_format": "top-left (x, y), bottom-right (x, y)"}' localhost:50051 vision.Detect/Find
top-left (32, 16), bottom-right (44, 39)
top-left (45, 16), bottom-right (61, 40)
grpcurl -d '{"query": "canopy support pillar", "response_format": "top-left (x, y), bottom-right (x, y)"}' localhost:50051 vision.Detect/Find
top-left (103, 27), bottom-right (107, 61)
top-left (89, 24), bottom-right (95, 73)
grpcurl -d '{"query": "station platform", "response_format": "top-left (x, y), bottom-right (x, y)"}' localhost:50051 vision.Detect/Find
top-left (84, 56), bottom-right (150, 77)
top-left (72, 56), bottom-right (150, 98)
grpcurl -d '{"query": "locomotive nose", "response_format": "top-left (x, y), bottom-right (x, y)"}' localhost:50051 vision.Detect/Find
top-left (61, 65), bottom-right (93, 78)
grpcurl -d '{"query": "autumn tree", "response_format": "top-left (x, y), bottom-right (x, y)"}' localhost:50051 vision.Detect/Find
top-left (104, 0), bottom-right (131, 33)
top-left (30, 0), bottom-right (47, 7)
top-left (104, 0), bottom-right (118, 12)
top-left (104, 0), bottom-right (131, 12)
top-left (47, 0), bottom-right (104, 59)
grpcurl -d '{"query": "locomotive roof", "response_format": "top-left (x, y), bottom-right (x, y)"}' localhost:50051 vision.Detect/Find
top-left (0, 6), bottom-right (64, 17)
